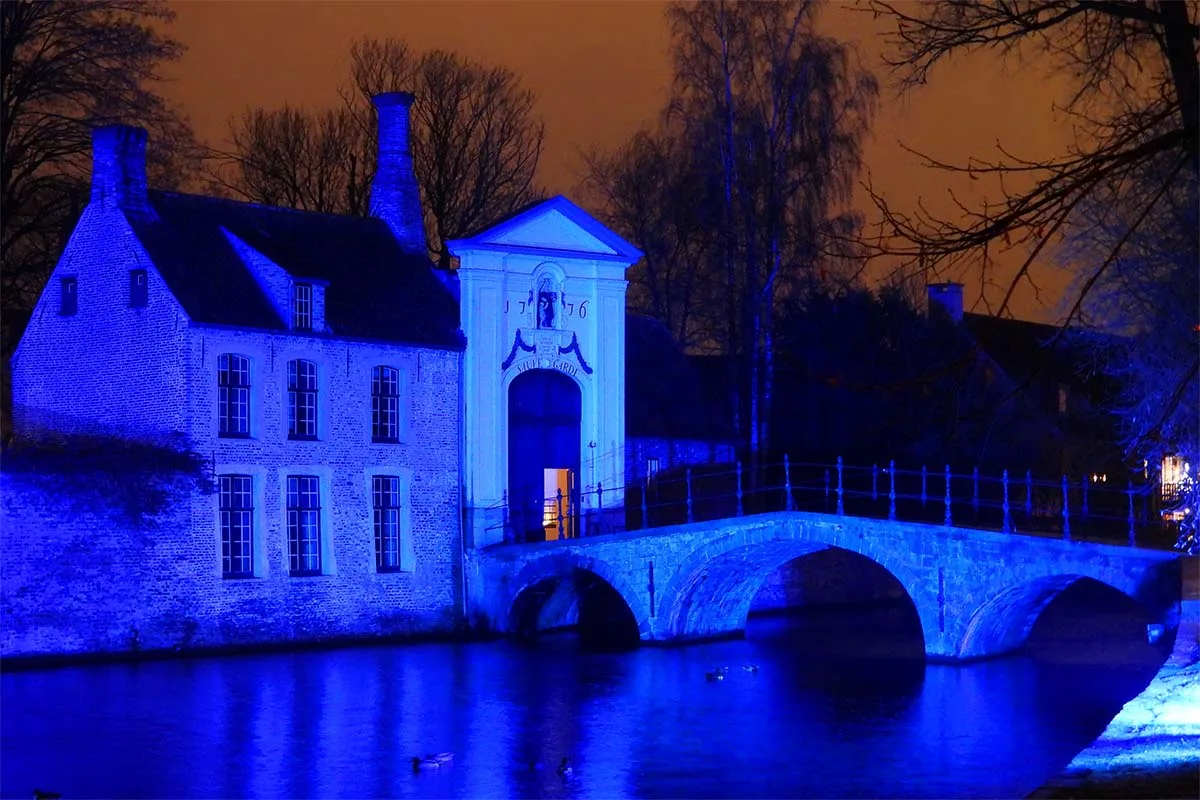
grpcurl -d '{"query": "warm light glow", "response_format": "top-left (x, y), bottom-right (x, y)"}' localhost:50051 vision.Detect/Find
top-left (542, 468), bottom-right (574, 539)
top-left (1162, 455), bottom-right (1189, 487)
top-left (1161, 455), bottom-right (1192, 520)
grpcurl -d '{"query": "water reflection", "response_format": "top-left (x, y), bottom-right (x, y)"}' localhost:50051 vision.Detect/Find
top-left (3, 606), bottom-right (1165, 800)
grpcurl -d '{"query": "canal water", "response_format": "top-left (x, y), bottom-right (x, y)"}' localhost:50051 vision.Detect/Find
top-left (2, 586), bottom-right (1168, 799)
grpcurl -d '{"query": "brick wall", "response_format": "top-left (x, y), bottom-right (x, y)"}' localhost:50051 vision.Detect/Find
top-left (4, 210), bottom-right (467, 658)
top-left (177, 327), bottom-right (465, 652)
top-left (1, 364), bottom-right (465, 660)
top-left (10, 206), bottom-right (187, 445)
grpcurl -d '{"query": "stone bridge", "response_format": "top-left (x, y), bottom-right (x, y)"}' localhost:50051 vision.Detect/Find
top-left (464, 511), bottom-right (1183, 660)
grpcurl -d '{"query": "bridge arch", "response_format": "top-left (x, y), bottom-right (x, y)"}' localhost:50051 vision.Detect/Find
top-left (956, 574), bottom-right (1152, 659)
top-left (655, 527), bottom-right (924, 647)
top-left (501, 552), bottom-right (652, 640)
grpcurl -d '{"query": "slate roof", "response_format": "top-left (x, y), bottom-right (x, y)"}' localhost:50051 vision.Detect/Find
top-left (960, 313), bottom-right (1075, 384)
top-left (130, 191), bottom-right (463, 348)
top-left (625, 314), bottom-right (735, 442)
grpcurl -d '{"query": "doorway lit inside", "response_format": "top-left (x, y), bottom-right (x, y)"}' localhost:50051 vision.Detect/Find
top-left (542, 468), bottom-right (576, 540)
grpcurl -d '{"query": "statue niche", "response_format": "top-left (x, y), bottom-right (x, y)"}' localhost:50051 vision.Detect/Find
top-left (535, 276), bottom-right (558, 330)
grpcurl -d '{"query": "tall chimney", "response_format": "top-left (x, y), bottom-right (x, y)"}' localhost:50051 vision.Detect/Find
top-left (928, 282), bottom-right (964, 322)
top-left (91, 125), bottom-right (149, 214)
top-left (370, 92), bottom-right (426, 255)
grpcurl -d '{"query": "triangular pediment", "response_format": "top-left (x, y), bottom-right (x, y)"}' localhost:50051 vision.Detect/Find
top-left (489, 208), bottom-right (617, 254)
top-left (447, 196), bottom-right (643, 262)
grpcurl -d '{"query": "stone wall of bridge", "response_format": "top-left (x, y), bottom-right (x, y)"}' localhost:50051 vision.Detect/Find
top-left (466, 511), bottom-right (1182, 660)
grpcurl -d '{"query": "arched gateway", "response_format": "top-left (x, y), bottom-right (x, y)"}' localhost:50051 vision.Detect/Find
top-left (448, 196), bottom-right (644, 548)
top-left (508, 369), bottom-right (582, 542)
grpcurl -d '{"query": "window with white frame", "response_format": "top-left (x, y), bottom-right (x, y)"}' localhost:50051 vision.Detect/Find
top-left (288, 359), bottom-right (318, 439)
top-left (219, 474), bottom-right (254, 578)
top-left (286, 475), bottom-right (322, 576)
top-left (292, 282), bottom-right (313, 331)
top-left (371, 366), bottom-right (401, 442)
top-left (218, 354), bottom-right (251, 437)
top-left (373, 475), bottom-right (402, 571)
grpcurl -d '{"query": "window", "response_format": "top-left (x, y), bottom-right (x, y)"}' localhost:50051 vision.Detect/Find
top-left (371, 366), bottom-right (401, 442)
top-left (646, 458), bottom-right (661, 480)
top-left (292, 283), bottom-right (312, 331)
top-left (129, 268), bottom-right (148, 307)
top-left (1057, 385), bottom-right (1069, 414)
top-left (219, 475), bottom-right (254, 578)
top-left (60, 276), bottom-right (77, 316)
top-left (1162, 455), bottom-right (1191, 505)
top-left (286, 475), bottom-right (322, 576)
top-left (373, 475), bottom-right (402, 571)
top-left (218, 354), bottom-right (251, 437)
top-left (288, 359), bottom-right (318, 439)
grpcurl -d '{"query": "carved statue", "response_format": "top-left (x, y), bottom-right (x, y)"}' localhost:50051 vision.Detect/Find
top-left (537, 290), bottom-right (556, 329)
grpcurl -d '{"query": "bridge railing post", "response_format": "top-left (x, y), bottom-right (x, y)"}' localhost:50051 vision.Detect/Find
top-left (557, 488), bottom-right (565, 537)
top-left (1126, 479), bottom-right (1135, 546)
top-left (1061, 475), bottom-right (1071, 541)
top-left (943, 464), bottom-right (952, 526)
top-left (921, 465), bottom-right (928, 507)
top-left (1002, 469), bottom-right (1012, 533)
top-left (642, 475), bottom-right (649, 530)
top-left (872, 463), bottom-right (878, 502)
top-left (686, 467), bottom-right (694, 524)
top-left (972, 466), bottom-right (979, 515)
top-left (596, 482), bottom-right (603, 538)
top-left (736, 460), bottom-right (744, 517)
top-left (502, 490), bottom-right (510, 543)
top-left (888, 460), bottom-right (896, 521)
top-left (824, 469), bottom-right (830, 510)
top-left (784, 454), bottom-right (794, 511)
top-left (836, 457), bottom-right (845, 516)
top-left (1025, 470), bottom-right (1033, 517)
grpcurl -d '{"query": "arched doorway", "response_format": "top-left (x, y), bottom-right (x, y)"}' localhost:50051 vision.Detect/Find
top-left (508, 369), bottom-right (582, 543)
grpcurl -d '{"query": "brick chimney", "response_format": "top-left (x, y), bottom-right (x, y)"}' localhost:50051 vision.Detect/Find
top-left (928, 282), bottom-right (964, 322)
top-left (370, 92), bottom-right (426, 255)
top-left (91, 125), bottom-right (149, 214)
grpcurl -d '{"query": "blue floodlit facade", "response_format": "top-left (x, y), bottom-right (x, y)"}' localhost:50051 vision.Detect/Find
top-left (3, 95), bottom-right (733, 660)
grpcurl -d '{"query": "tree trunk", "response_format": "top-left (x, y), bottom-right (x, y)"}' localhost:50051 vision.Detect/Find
top-left (717, 1), bottom-right (743, 451)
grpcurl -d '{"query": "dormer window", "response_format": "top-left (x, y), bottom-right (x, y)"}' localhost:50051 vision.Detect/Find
top-left (292, 282), bottom-right (313, 331)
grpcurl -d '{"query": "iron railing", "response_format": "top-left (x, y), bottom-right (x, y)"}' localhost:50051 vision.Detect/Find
top-left (488, 457), bottom-right (1182, 550)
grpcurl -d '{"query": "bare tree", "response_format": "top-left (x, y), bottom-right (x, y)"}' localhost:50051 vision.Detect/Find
top-left (589, 0), bottom-right (876, 465)
top-left (1, 0), bottom-right (200, 355)
top-left (864, 0), bottom-right (1198, 548)
top-left (219, 106), bottom-right (370, 216)
top-left (862, 1), bottom-right (1197, 316)
top-left (220, 37), bottom-right (545, 269)
top-left (1064, 152), bottom-right (1198, 551)
top-left (583, 130), bottom-right (723, 351)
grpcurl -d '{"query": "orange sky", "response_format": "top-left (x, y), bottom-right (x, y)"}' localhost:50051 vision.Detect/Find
top-left (161, 0), bottom-right (1078, 321)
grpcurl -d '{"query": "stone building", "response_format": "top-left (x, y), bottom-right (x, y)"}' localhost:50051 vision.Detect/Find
top-left (2, 93), bottom-right (732, 660)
